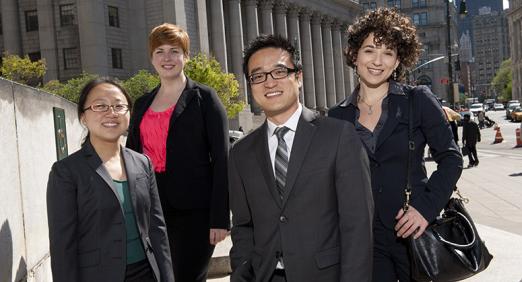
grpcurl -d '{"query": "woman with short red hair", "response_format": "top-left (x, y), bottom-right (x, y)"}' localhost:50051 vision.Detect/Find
top-left (127, 23), bottom-right (230, 282)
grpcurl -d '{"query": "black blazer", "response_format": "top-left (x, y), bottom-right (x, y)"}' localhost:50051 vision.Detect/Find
top-left (462, 120), bottom-right (481, 145)
top-left (46, 141), bottom-right (174, 282)
top-left (229, 108), bottom-right (374, 282)
top-left (329, 82), bottom-right (463, 228)
top-left (127, 78), bottom-right (230, 229)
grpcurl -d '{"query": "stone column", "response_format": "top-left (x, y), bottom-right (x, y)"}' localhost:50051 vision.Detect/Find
top-left (332, 20), bottom-right (346, 103)
top-left (299, 8), bottom-right (316, 108)
top-left (311, 12), bottom-right (326, 111)
top-left (322, 17), bottom-right (336, 108)
top-left (228, 0), bottom-right (247, 103)
top-left (273, 1), bottom-right (288, 37)
top-left (287, 4), bottom-right (303, 103)
top-left (128, 0), bottom-right (149, 73)
top-left (342, 25), bottom-right (355, 97)
top-left (209, 0), bottom-right (228, 72)
top-left (243, 0), bottom-right (261, 114)
top-left (196, 0), bottom-right (210, 54)
top-left (259, 0), bottom-right (274, 34)
top-left (1, 0), bottom-right (22, 55)
top-left (37, 0), bottom-right (59, 81)
top-left (77, 0), bottom-right (108, 75)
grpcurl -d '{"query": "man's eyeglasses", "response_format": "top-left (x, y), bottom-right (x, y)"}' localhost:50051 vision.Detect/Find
top-left (248, 66), bottom-right (298, 84)
top-left (84, 104), bottom-right (130, 114)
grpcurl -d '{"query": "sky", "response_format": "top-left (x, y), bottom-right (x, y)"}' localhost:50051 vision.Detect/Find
top-left (504, 0), bottom-right (509, 9)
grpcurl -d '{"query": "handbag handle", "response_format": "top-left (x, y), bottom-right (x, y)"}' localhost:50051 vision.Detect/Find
top-left (433, 211), bottom-right (477, 249)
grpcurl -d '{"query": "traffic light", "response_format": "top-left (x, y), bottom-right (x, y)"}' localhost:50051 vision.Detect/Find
top-left (454, 59), bottom-right (461, 71)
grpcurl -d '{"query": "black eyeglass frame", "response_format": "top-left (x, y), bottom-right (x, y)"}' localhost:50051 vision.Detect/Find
top-left (248, 66), bottom-right (299, 84)
top-left (83, 104), bottom-right (130, 114)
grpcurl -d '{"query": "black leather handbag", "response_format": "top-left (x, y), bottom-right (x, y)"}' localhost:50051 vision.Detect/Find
top-left (404, 92), bottom-right (493, 282)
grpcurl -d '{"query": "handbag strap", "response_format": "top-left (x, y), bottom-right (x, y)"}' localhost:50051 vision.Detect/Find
top-left (403, 87), bottom-right (415, 211)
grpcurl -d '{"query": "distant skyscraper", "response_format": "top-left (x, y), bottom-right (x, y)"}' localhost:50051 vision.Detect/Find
top-left (456, 0), bottom-right (504, 54)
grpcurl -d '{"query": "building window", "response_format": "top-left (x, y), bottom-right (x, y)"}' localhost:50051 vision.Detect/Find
top-left (413, 12), bottom-right (427, 25)
top-left (412, 0), bottom-right (426, 8)
top-left (59, 4), bottom-right (75, 26)
top-left (370, 2), bottom-right (377, 10)
top-left (108, 6), bottom-right (119, 27)
top-left (28, 52), bottom-right (41, 61)
top-left (63, 47), bottom-right (79, 69)
top-left (25, 10), bottom-right (38, 32)
top-left (111, 48), bottom-right (123, 69)
top-left (387, 0), bottom-right (401, 9)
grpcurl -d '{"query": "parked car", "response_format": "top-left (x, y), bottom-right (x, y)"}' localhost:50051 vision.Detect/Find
top-left (511, 107), bottom-right (522, 122)
top-left (469, 103), bottom-right (484, 116)
top-left (506, 102), bottom-right (521, 120)
top-left (493, 103), bottom-right (504, 111)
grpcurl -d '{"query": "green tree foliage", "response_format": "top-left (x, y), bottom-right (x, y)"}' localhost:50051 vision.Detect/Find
top-left (42, 73), bottom-right (98, 102)
top-left (185, 53), bottom-right (245, 118)
top-left (122, 70), bottom-right (159, 101)
top-left (491, 59), bottom-right (512, 101)
top-left (0, 53), bottom-right (46, 86)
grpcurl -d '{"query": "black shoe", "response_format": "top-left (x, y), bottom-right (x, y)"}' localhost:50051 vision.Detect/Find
top-left (467, 164), bottom-right (474, 168)
top-left (474, 161), bottom-right (479, 166)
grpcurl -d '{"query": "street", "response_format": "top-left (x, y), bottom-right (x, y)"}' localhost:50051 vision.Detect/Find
top-left (425, 110), bottom-right (522, 282)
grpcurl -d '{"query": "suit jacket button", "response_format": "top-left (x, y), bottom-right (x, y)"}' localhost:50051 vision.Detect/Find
top-left (279, 216), bottom-right (287, 223)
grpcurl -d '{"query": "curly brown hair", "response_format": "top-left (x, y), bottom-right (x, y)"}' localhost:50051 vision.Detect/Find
top-left (345, 8), bottom-right (421, 81)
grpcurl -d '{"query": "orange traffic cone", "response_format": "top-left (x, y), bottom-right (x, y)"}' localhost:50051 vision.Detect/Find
top-left (493, 125), bottom-right (504, 144)
top-left (515, 128), bottom-right (522, 148)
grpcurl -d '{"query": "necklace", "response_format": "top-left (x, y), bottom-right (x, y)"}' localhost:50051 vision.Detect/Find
top-left (359, 94), bottom-right (388, 115)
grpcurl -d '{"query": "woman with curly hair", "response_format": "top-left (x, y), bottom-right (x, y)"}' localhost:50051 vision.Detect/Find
top-left (329, 8), bottom-right (462, 281)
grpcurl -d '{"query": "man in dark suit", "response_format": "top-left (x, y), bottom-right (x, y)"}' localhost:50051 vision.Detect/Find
top-left (228, 34), bottom-right (374, 282)
top-left (462, 114), bottom-right (481, 167)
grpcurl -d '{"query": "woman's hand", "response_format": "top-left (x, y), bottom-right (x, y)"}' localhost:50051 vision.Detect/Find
top-left (209, 228), bottom-right (229, 245)
top-left (394, 206), bottom-right (428, 239)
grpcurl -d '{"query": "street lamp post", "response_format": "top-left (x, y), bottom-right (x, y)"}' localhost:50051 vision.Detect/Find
top-left (446, 0), bottom-right (467, 106)
top-left (446, 0), bottom-right (454, 105)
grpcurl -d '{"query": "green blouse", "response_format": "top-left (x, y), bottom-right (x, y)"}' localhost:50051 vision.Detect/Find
top-left (112, 180), bottom-right (146, 264)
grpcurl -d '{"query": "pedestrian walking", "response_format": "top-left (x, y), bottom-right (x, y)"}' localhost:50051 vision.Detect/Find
top-left (328, 8), bottom-right (463, 282)
top-left (462, 113), bottom-right (481, 168)
top-left (126, 23), bottom-right (230, 282)
top-left (47, 78), bottom-right (174, 282)
top-left (229, 34), bottom-right (373, 282)
top-left (478, 111), bottom-right (485, 129)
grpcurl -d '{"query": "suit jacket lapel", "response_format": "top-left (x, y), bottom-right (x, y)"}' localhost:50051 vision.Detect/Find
top-left (167, 78), bottom-right (197, 133)
top-left (281, 108), bottom-right (317, 208)
top-left (375, 95), bottom-right (407, 150)
top-left (121, 147), bottom-right (139, 213)
top-left (83, 141), bottom-right (124, 212)
top-left (254, 123), bottom-right (282, 208)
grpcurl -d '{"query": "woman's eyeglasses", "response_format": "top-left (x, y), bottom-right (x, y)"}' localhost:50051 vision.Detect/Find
top-left (84, 104), bottom-right (129, 114)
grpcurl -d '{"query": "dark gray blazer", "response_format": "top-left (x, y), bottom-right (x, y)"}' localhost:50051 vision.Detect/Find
top-left (229, 107), bottom-right (374, 282)
top-left (47, 141), bottom-right (174, 282)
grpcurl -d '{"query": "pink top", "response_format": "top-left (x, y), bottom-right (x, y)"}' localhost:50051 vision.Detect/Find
top-left (140, 105), bottom-right (175, 173)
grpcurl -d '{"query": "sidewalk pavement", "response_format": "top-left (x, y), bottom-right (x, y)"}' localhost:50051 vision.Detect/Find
top-left (209, 144), bottom-right (522, 282)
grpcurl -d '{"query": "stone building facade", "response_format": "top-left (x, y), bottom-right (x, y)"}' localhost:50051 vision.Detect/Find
top-left (0, 0), bottom-right (361, 129)
top-left (472, 8), bottom-right (510, 100)
top-left (508, 0), bottom-right (522, 101)
top-left (359, 0), bottom-right (459, 103)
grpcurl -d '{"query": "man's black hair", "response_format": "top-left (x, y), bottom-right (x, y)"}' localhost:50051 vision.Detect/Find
top-left (242, 34), bottom-right (302, 80)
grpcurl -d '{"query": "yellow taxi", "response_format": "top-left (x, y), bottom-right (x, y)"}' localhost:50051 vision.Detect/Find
top-left (511, 107), bottom-right (522, 122)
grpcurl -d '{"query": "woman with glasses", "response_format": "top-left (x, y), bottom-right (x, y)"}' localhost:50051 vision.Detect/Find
top-left (126, 23), bottom-right (230, 282)
top-left (46, 78), bottom-right (174, 282)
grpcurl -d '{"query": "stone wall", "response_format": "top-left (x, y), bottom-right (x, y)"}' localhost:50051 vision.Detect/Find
top-left (0, 78), bottom-right (83, 282)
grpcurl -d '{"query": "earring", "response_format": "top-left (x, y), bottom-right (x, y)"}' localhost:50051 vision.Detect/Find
top-left (393, 70), bottom-right (397, 81)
